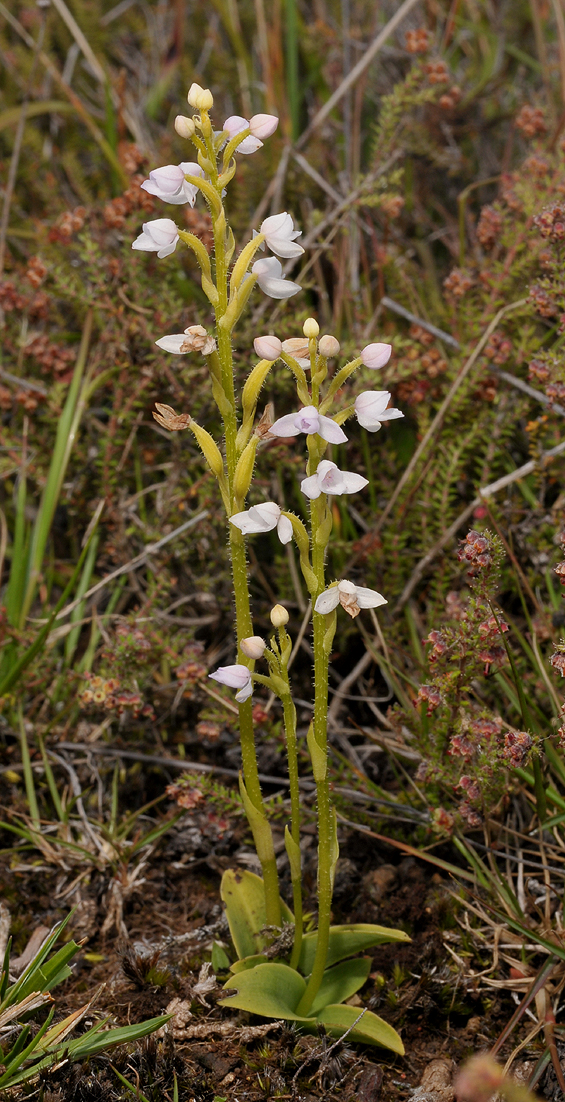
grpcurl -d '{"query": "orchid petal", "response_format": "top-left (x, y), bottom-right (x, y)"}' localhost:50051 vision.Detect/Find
top-left (355, 586), bottom-right (388, 609)
top-left (300, 474), bottom-right (322, 499)
top-left (340, 472), bottom-right (369, 494)
top-left (317, 414), bottom-right (348, 444)
top-left (277, 515), bottom-right (293, 544)
top-left (269, 413), bottom-right (302, 437)
top-left (155, 334), bottom-right (189, 354)
top-left (314, 588), bottom-right (341, 614)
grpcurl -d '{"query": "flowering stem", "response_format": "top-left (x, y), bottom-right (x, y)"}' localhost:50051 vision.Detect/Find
top-left (297, 471), bottom-right (333, 1015)
top-left (208, 164), bottom-right (281, 928)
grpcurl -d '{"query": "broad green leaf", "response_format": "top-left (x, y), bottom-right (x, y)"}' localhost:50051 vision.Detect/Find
top-left (310, 958), bottom-right (371, 1016)
top-left (219, 962), bottom-right (314, 1022)
top-left (315, 1004), bottom-right (405, 1053)
top-left (229, 953), bottom-right (268, 974)
top-left (221, 870), bottom-right (293, 960)
top-left (299, 923), bottom-right (410, 976)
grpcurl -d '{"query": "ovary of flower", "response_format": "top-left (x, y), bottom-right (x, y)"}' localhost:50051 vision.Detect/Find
top-left (315, 579), bottom-right (387, 619)
top-left (155, 324), bottom-right (216, 355)
top-left (132, 218), bottom-right (179, 258)
top-left (141, 162), bottom-right (204, 206)
top-left (300, 460), bottom-right (368, 500)
top-left (223, 113), bottom-right (278, 153)
top-left (209, 664), bottom-right (252, 702)
top-left (355, 391), bottom-right (404, 432)
top-left (259, 213), bottom-right (304, 258)
top-left (282, 338), bottom-right (310, 368)
top-left (269, 405), bottom-right (347, 444)
top-left (254, 335), bottom-right (282, 359)
top-left (230, 502), bottom-right (293, 544)
top-left (361, 342), bottom-right (393, 369)
top-left (252, 257), bottom-right (301, 300)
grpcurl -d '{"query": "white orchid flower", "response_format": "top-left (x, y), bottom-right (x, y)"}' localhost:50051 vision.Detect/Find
top-left (361, 342), bottom-right (392, 369)
top-left (315, 579), bottom-right (387, 619)
top-left (269, 405), bottom-right (347, 444)
top-left (355, 391), bottom-right (404, 432)
top-left (155, 324), bottom-right (216, 356)
top-left (230, 502), bottom-right (293, 544)
top-left (300, 460), bottom-right (368, 500)
top-left (141, 162), bottom-right (204, 206)
top-left (209, 664), bottom-right (252, 702)
top-left (281, 337), bottom-right (310, 368)
top-left (252, 257), bottom-right (301, 300)
top-left (132, 218), bottom-right (179, 259)
top-left (259, 213), bottom-right (304, 258)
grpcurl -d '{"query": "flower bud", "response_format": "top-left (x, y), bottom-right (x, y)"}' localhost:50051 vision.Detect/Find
top-left (253, 335), bottom-right (282, 360)
top-left (174, 114), bottom-right (196, 139)
top-left (303, 317), bottom-right (319, 339)
top-left (319, 334), bottom-right (340, 358)
top-left (240, 636), bottom-right (266, 659)
top-left (249, 113), bottom-right (279, 139)
top-left (361, 342), bottom-right (392, 370)
top-left (187, 83), bottom-right (214, 111)
top-left (270, 604), bottom-right (289, 627)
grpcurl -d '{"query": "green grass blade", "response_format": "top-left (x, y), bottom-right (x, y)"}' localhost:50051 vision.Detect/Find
top-left (20, 311), bottom-right (93, 626)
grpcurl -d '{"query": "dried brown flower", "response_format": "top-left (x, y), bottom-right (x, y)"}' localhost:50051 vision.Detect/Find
top-left (153, 404), bottom-right (192, 431)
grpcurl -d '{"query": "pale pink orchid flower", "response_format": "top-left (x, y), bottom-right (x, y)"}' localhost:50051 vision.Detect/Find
top-left (269, 405), bottom-right (347, 444)
top-left (315, 579), bottom-right (387, 619)
top-left (132, 218), bottom-right (179, 258)
top-left (355, 391), bottom-right (404, 432)
top-left (252, 257), bottom-right (301, 300)
top-left (300, 460), bottom-right (368, 500)
top-left (209, 664), bottom-right (252, 702)
top-left (259, 213), bottom-right (304, 258)
top-left (230, 502), bottom-right (293, 544)
top-left (140, 162), bottom-right (204, 205)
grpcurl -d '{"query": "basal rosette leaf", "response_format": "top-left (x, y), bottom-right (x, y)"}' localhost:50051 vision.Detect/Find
top-left (298, 923), bottom-right (411, 975)
top-left (315, 1004), bottom-right (405, 1053)
top-left (310, 957), bottom-right (371, 1015)
top-left (219, 962), bottom-right (314, 1022)
top-left (221, 870), bottom-right (293, 960)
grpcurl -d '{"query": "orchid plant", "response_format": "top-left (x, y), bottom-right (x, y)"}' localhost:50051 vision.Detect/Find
top-left (132, 82), bottom-right (409, 1050)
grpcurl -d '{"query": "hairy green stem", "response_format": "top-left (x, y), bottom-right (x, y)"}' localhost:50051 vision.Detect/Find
top-left (278, 644), bottom-right (303, 968)
top-left (296, 487), bottom-right (333, 1015)
top-left (206, 148), bottom-right (281, 929)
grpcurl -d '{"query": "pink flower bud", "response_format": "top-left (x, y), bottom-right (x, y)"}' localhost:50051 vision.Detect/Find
top-left (319, 335), bottom-right (340, 357)
top-left (253, 335), bottom-right (282, 360)
top-left (249, 114), bottom-right (279, 139)
top-left (361, 342), bottom-right (392, 370)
